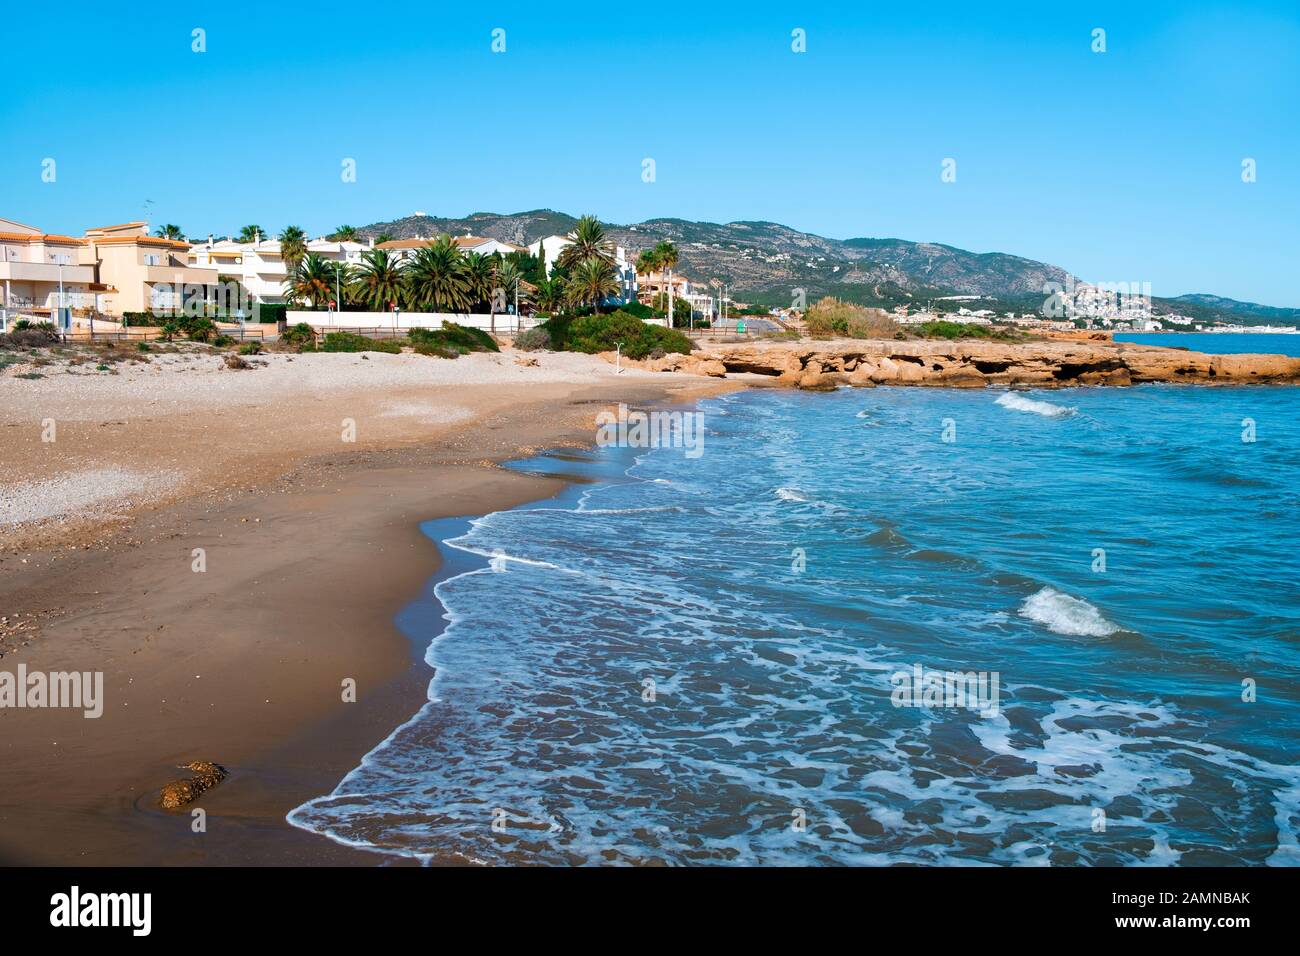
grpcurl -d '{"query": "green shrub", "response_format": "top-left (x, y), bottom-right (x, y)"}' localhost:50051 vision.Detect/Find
top-left (213, 333), bottom-right (235, 347)
top-left (413, 342), bottom-right (459, 359)
top-left (438, 321), bottom-right (499, 352)
top-left (238, 341), bottom-right (264, 355)
top-left (407, 322), bottom-right (499, 355)
top-left (911, 320), bottom-right (1020, 341)
top-left (545, 310), bottom-right (692, 359)
top-left (254, 303), bottom-right (289, 326)
top-left (319, 331), bottom-right (402, 353)
top-left (805, 297), bottom-right (897, 338)
top-left (617, 300), bottom-right (654, 320)
top-left (280, 323), bottom-right (316, 349)
top-left (122, 312), bottom-right (161, 328)
top-left (136, 341), bottom-right (151, 352)
top-left (513, 327), bottom-right (552, 351)
top-left (186, 319), bottom-right (219, 343)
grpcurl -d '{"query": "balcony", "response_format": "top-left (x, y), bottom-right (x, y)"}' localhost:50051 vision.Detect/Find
top-left (143, 263), bottom-right (221, 285)
top-left (0, 260), bottom-right (96, 283)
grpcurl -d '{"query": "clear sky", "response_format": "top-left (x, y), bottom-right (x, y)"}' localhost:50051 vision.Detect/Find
top-left (3, 1), bottom-right (1296, 304)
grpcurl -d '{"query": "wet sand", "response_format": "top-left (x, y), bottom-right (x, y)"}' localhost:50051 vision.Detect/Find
top-left (0, 351), bottom-right (736, 865)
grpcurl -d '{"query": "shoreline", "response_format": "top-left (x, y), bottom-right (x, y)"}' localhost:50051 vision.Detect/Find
top-left (0, 363), bottom-right (739, 866)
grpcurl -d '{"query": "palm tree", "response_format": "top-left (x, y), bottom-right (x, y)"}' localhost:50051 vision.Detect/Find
top-left (329, 225), bottom-right (360, 242)
top-left (566, 257), bottom-right (619, 310)
top-left (652, 240), bottom-right (679, 319)
top-left (326, 260), bottom-right (354, 309)
top-left (351, 249), bottom-right (404, 311)
top-left (462, 252), bottom-right (496, 311)
top-left (284, 253), bottom-right (335, 308)
top-left (403, 236), bottom-right (471, 313)
top-left (496, 260), bottom-right (528, 312)
top-left (153, 224), bottom-right (183, 240)
top-left (279, 226), bottom-right (307, 273)
top-left (533, 275), bottom-right (566, 313)
top-left (375, 231), bottom-right (396, 245)
top-left (237, 224), bottom-right (264, 244)
top-left (557, 214), bottom-right (614, 269)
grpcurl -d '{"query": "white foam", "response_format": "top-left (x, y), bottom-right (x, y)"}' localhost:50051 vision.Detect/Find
top-left (1019, 587), bottom-right (1121, 637)
top-left (774, 486), bottom-right (809, 503)
top-left (995, 392), bottom-right (1076, 418)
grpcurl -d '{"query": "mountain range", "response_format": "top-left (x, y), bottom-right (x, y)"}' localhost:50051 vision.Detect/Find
top-left (357, 210), bottom-right (1296, 323)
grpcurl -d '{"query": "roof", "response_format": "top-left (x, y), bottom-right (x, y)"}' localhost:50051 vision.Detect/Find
top-left (0, 217), bottom-right (40, 234)
top-left (0, 231), bottom-right (86, 245)
top-left (376, 238), bottom-right (434, 250)
top-left (86, 221), bottom-right (148, 232)
top-left (89, 235), bottom-right (192, 250)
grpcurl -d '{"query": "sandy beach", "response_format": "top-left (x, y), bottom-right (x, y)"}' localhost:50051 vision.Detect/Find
top-left (0, 346), bottom-right (735, 865)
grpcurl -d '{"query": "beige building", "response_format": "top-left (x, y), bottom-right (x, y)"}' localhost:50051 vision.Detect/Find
top-left (0, 218), bottom-right (102, 322)
top-left (83, 222), bottom-right (218, 316)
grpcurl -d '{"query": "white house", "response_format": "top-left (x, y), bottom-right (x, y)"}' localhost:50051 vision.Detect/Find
top-left (189, 233), bottom-right (372, 304)
top-left (528, 234), bottom-right (638, 304)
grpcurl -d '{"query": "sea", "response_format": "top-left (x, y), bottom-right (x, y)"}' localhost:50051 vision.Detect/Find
top-left (289, 379), bottom-right (1300, 866)
top-left (1115, 332), bottom-right (1300, 357)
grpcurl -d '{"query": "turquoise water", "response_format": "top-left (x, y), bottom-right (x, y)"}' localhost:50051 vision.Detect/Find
top-left (1115, 332), bottom-right (1300, 356)
top-left (290, 384), bottom-right (1300, 866)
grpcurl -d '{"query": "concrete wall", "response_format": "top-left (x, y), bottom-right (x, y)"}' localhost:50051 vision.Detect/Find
top-left (288, 310), bottom-right (541, 332)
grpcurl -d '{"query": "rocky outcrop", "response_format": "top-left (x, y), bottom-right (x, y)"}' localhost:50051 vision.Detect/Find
top-left (641, 339), bottom-right (1300, 388)
top-left (644, 353), bottom-right (729, 377)
top-left (160, 761), bottom-right (228, 809)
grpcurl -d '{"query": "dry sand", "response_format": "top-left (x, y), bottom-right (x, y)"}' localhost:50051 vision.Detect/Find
top-left (0, 345), bottom-right (735, 864)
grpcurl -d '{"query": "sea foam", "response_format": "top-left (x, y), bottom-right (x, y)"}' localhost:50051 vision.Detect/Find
top-left (1019, 587), bottom-right (1121, 637)
top-left (995, 392), bottom-right (1075, 418)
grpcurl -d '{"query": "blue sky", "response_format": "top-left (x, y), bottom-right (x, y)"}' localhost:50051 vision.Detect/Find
top-left (3, 1), bottom-right (1296, 304)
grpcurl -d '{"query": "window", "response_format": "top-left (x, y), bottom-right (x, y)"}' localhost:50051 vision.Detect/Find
top-left (144, 253), bottom-right (161, 266)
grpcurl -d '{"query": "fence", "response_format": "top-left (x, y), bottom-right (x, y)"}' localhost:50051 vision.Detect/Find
top-left (288, 309), bottom-right (540, 334)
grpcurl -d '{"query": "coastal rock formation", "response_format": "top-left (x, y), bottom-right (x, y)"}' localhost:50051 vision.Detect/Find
top-left (649, 339), bottom-right (1300, 388)
top-left (645, 353), bottom-right (728, 377)
top-left (159, 761), bottom-right (228, 809)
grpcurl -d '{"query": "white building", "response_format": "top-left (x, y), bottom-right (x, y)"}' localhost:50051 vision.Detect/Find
top-left (189, 233), bottom-right (373, 304)
top-left (528, 234), bottom-right (638, 304)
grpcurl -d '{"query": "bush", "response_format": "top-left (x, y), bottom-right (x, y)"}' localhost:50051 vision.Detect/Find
top-left (253, 303), bottom-right (289, 327)
top-left (443, 321), bottom-right (499, 352)
top-left (238, 341), bottom-right (264, 355)
top-left (805, 297), bottom-right (897, 338)
top-left (617, 300), bottom-right (655, 320)
top-left (513, 326), bottom-right (552, 351)
top-left (186, 319), bottom-right (219, 343)
top-left (911, 320), bottom-right (1019, 341)
top-left (280, 323), bottom-right (316, 349)
top-left (136, 341), bottom-right (151, 352)
top-left (407, 322), bottom-right (499, 355)
top-left (319, 331), bottom-right (402, 353)
top-left (413, 342), bottom-right (460, 359)
top-left (213, 333), bottom-right (235, 347)
top-left (1, 327), bottom-right (60, 348)
top-left (122, 312), bottom-right (160, 328)
top-left (545, 310), bottom-right (693, 359)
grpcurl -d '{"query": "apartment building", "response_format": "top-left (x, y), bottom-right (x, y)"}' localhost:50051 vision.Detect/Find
top-left (82, 222), bottom-right (219, 315)
top-left (0, 218), bottom-right (103, 324)
top-left (189, 233), bottom-right (371, 304)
